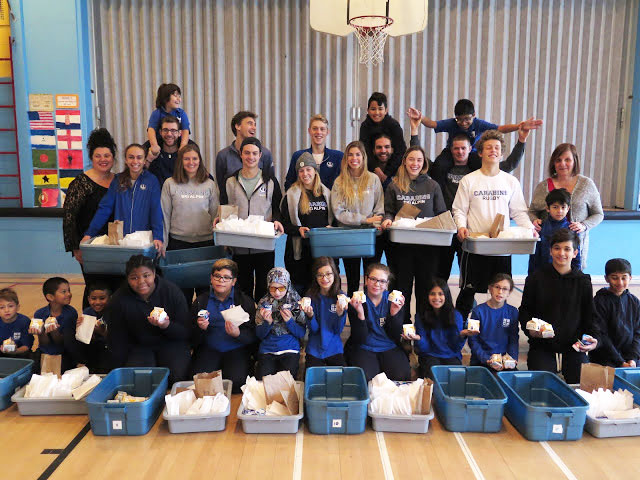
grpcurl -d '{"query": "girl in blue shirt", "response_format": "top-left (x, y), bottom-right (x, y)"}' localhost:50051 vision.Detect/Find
top-left (468, 273), bottom-right (519, 371)
top-left (411, 278), bottom-right (466, 379)
top-left (303, 257), bottom-right (347, 369)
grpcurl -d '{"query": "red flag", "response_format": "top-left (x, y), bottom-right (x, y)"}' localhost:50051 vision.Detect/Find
top-left (58, 149), bottom-right (83, 169)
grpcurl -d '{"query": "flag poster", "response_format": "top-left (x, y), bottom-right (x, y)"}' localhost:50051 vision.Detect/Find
top-left (56, 109), bottom-right (82, 150)
top-left (29, 111), bottom-right (56, 149)
top-left (31, 149), bottom-right (57, 169)
top-left (33, 169), bottom-right (58, 187)
top-left (58, 149), bottom-right (83, 169)
top-left (59, 169), bottom-right (83, 190)
top-left (34, 187), bottom-right (60, 208)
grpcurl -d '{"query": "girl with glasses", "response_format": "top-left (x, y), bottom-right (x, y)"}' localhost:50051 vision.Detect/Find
top-left (347, 263), bottom-right (410, 382)
top-left (255, 268), bottom-right (307, 378)
top-left (190, 259), bottom-right (257, 393)
top-left (304, 257), bottom-right (347, 369)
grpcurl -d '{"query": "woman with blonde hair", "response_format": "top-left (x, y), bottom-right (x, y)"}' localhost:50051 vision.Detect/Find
top-left (330, 141), bottom-right (384, 295)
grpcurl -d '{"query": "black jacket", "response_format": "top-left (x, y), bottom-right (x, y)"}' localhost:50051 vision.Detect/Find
top-left (360, 114), bottom-right (407, 178)
top-left (519, 264), bottom-right (597, 352)
top-left (590, 288), bottom-right (640, 366)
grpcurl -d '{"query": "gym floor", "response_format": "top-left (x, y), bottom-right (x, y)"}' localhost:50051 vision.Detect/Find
top-left (1, 273), bottom-right (639, 480)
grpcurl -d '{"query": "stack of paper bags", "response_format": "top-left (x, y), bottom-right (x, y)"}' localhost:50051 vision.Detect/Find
top-left (240, 370), bottom-right (299, 416)
top-left (369, 372), bottom-right (433, 416)
top-left (416, 211), bottom-right (457, 231)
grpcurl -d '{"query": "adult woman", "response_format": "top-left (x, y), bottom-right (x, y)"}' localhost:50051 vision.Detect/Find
top-left (330, 141), bottom-right (384, 295)
top-left (161, 144), bottom-right (219, 302)
top-left (281, 152), bottom-right (333, 295)
top-left (82, 144), bottom-right (164, 252)
top-left (529, 143), bottom-right (603, 268)
top-left (105, 255), bottom-right (191, 384)
top-left (381, 145), bottom-right (446, 320)
top-left (190, 259), bottom-right (256, 393)
top-left (63, 128), bottom-right (116, 305)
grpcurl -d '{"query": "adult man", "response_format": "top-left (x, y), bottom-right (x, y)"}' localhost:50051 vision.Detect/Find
top-left (284, 114), bottom-right (342, 190)
top-left (215, 111), bottom-right (274, 192)
top-left (369, 133), bottom-right (398, 190)
top-left (143, 115), bottom-right (185, 186)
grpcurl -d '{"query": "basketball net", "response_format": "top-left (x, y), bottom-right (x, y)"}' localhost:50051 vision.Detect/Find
top-left (349, 15), bottom-right (393, 66)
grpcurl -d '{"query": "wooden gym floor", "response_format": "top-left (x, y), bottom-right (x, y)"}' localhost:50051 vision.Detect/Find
top-left (1, 273), bottom-right (640, 480)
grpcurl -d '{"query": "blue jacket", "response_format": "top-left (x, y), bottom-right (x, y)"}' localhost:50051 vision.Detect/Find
top-left (528, 216), bottom-right (581, 274)
top-left (306, 293), bottom-right (347, 359)
top-left (85, 171), bottom-right (163, 241)
top-left (467, 302), bottom-right (519, 364)
top-left (349, 290), bottom-right (403, 352)
top-left (284, 147), bottom-right (343, 190)
top-left (414, 309), bottom-right (465, 359)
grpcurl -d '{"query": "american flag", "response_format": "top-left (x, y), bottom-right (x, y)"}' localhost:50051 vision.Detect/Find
top-left (28, 111), bottom-right (55, 130)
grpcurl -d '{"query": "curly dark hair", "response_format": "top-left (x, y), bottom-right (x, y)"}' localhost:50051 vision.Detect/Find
top-left (87, 128), bottom-right (117, 159)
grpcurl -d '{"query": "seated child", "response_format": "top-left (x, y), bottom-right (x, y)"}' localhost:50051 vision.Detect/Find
top-left (0, 288), bottom-right (33, 359)
top-left (408, 278), bottom-right (465, 379)
top-left (348, 263), bottom-right (410, 382)
top-left (467, 273), bottom-right (519, 371)
top-left (255, 267), bottom-right (306, 379)
top-left (304, 257), bottom-right (347, 369)
top-left (77, 283), bottom-right (111, 373)
top-left (519, 229), bottom-right (598, 384)
top-left (30, 277), bottom-right (81, 372)
top-left (147, 83), bottom-right (190, 154)
top-left (590, 258), bottom-right (640, 367)
top-left (528, 188), bottom-right (581, 274)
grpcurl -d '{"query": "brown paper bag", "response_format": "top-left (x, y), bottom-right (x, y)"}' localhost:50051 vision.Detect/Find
top-left (416, 379), bottom-right (433, 414)
top-left (580, 363), bottom-right (615, 392)
top-left (489, 213), bottom-right (505, 238)
top-left (394, 203), bottom-right (421, 220)
top-left (416, 211), bottom-right (457, 231)
top-left (281, 383), bottom-right (300, 415)
top-left (217, 205), bottom-right (238, 221)
top-left (107, 220), bottom-right (124, 245)
top-left (193, 370), bottom-right (224, 398)
top-left (41, 354), bottom-right (62, 378)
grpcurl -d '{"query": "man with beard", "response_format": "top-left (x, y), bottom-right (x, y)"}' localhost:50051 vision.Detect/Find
top-left (144, 115), bottom-right (192, 186)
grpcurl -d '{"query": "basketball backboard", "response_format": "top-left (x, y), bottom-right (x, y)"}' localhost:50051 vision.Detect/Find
top-left (310, 0), bottom-right (428, 37)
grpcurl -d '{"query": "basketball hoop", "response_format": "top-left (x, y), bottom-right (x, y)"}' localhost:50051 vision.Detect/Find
top-left (349, 15), bottom-right (394, 66)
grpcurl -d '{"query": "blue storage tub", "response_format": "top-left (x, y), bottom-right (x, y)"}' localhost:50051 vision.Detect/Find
top-left (86, 368), bottom-right (169, 436)
top-left (497, 371), bottom-right (588, 441)
top-left (304, 367), bottom-right (369, 434)
top-left (80, 238), bottom-right (156, 275)
top-left (307, 227), bottom-right (376, 258)
top-left (157, 245), bottom-right (227, 288)
top-left (0, 358), bottom-right (33, 410)
top-left (613, 368), bottom-right (640, 405)
top-left (431, 366), bottom-right (507, 432)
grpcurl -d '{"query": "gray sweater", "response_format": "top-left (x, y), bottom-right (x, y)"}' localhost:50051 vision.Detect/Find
top-left (528, 174), bottom-right (604, 268)
top-left (330, 171), bottom-right (384, 226)
top-left (161, 177), bottom-right (219, 245)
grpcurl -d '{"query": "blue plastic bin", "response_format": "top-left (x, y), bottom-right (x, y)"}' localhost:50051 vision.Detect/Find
top-left (86, 368), bottom-right (169, 436)
top-left (304, 367), bottom-right (369, 434)
top-left (307, 227), bottom-right (376, 258)
top-left (0, 358), bottom-right (33, 410)
top-left (613, 368), bottom-right (640, 405)
top-left (157, 245), bottom-right (227, 288)
top-left (80, 239), bottom-right (156, 275)
top-left (431, 366), bottom-right (507, 432)
top-left (497, 371), bottom-right (588, 441)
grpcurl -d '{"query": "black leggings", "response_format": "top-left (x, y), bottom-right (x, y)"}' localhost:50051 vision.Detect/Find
top-left (234, 252), bottom-right (275, 301)
top-left (190, 345), bottom-right (251, 393)
top-left (305, 352), bottom-right (346, 370)
top-left (256, 352), bottom-right (300, 380)
top-left (125, 342), bottom-right (191, 385)
top-left (349, 346), bottom-right (411, 382)
top-left (526, 346), bottom-right (586, 384)
top-left (393, 244), bottom-right (438, 322)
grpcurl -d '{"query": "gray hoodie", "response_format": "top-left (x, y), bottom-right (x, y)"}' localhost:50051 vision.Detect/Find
top-left (330, 171), bottom-right (384, 226)
top-left (384, 174), bottom-right (447, 221)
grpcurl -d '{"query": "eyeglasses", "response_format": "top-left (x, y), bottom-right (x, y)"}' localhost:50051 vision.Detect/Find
top-left (269, 285), bottom-right (287, 294)
top-left (491, 286), bottom-right (511, 292)
top-left (161, 128), bottom-right (179, 135)
top-left (455, 115), bottom-right (474, 123)
top-left (366, 276), bottom-right (388, 286)
top-left (212, 274), bottom-right (234, 282)
top-left (316, 272), bottom-right (334, 279)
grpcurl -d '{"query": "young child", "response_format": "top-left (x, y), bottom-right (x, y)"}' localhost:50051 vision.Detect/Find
top-left (590, 258), bottom-right (640, 367)
top-left (304, 257), bottom-right (347, 369)
top-left (30, 277), bottom-right (81, 372)
top-left (0, 288), bottom-right (33, 359)
top-left (528, 188), bottom-right (581, 274)
top-left (408, 278), bottom-right (465, 379)
top-left (77, 283), bottom-right (111, 373)
top-left (519, 229), bottom-right (598, 383)
top-left (147, 83), bottom-right (190, 155)
top-left (348, 263), bottom-right (410, 382)
top-left (467, 273), bottom-right (519, 371)
top-left (255, 267), bottom-right (307, 379)
top-left (359, 92), bottom-right (407, 181)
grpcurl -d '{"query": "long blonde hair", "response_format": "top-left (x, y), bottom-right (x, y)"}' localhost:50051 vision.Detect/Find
top-left (392, 145), bottom-right (428, 193)
top-left (334, 141), bottom-right (369, 208)
top-left (294, 169), bottom-right (323, 215)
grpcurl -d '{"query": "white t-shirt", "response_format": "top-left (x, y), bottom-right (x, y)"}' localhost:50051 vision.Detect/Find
top-left (452, 169), bottom-right (533, 232)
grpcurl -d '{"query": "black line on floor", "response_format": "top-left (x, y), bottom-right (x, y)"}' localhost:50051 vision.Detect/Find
top-left (41, 449), bottom-right (63, 455)
top-left (514, 285), bottom-right (523, 293)
top-left (37, 422), bottom-right (91, 480)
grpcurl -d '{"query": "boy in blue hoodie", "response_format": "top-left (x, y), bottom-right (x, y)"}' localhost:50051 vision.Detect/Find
top-left (78, 283), bottom-right (111, 373)
top-left (590, 258), bottom-right (640, 367)
top-left (0, 288), bottom-right (33, 359)
top-left (528, 188), bottom-right (581, 274)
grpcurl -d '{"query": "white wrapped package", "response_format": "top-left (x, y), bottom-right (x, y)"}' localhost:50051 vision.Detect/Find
top-left (209, 392), bottom-right (230, 413)
top-left (369, 372), bottom-right (397, 399)
top-left (497, 227), bottom-right (534, 239)
top-left (165, 390), bottom-right (197, 416)
top-left (72, 375), bottom-right (102, 400)
top-left (392, 217), bottom-right (431, 228)
top-left (90, 235), bottom-right (109, 245)
top-left (241, 376), bottom-right (268, 411)
top-left (576, 388), bottom-right (636, 418)
top-left (60, 366), bottom-right (90, 390)
top-left (266, 401), bottom-right (290, 416)
top-left (186, 398), bottom-right (205, 415)
top-left (216, 215), bottom-right (275, 236)
top-left (119, 230), bottom-right (153, 247)
top-left (76, 315), bottom-right (97, 344)
top-left (25, 373), bottom-right (59, 398)
top-left (221, 305), bottom-right (250, 327)
top-left (369, 373), bottom-right (424, 416)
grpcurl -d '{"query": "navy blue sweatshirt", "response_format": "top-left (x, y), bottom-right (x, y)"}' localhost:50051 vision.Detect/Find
top-left (255, 310), bottom-right (307, 355)
top-left (306, 293), bottom-right (347, 359)
top-left (34, 304), bottom-right (78, 356)
top-left (467, 302), bottom-right (519, 364)
top-left (590, 288), bottom-right (640, 366)
top-left (349, 290), bottom-right (403, 352)
top-left (0, 313), bottom-right (33, 350)
top-left (414, 309), bottom-right (465, 359)
top-left (284, 147), bottom-right (343, 190)
top-left (191, 287), bottom-right (257, 353)
top-left (528, 217), bottom-right (581, 274)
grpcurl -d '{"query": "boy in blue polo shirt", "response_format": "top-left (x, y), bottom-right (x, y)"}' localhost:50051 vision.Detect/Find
top-left (0, 288), bottom-right (33, 358)
top-left (147, 83), bottom-right (190, 155)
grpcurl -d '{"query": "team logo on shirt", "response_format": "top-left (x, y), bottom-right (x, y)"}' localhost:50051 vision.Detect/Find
top-left (379, 317), bottom-right (385, 327)
top-left (503, 318), bottom-right (510, 327)
top-left (330, 303), bottom-right (337, 313)
top-left (258, 185), bottom-right (267, 195)
top-left (140, 183), bottom-right (147, 190)
top-left (13, 332), bottom-right (21, 341)
top-left (327, 162), bottom-right (334, 168)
